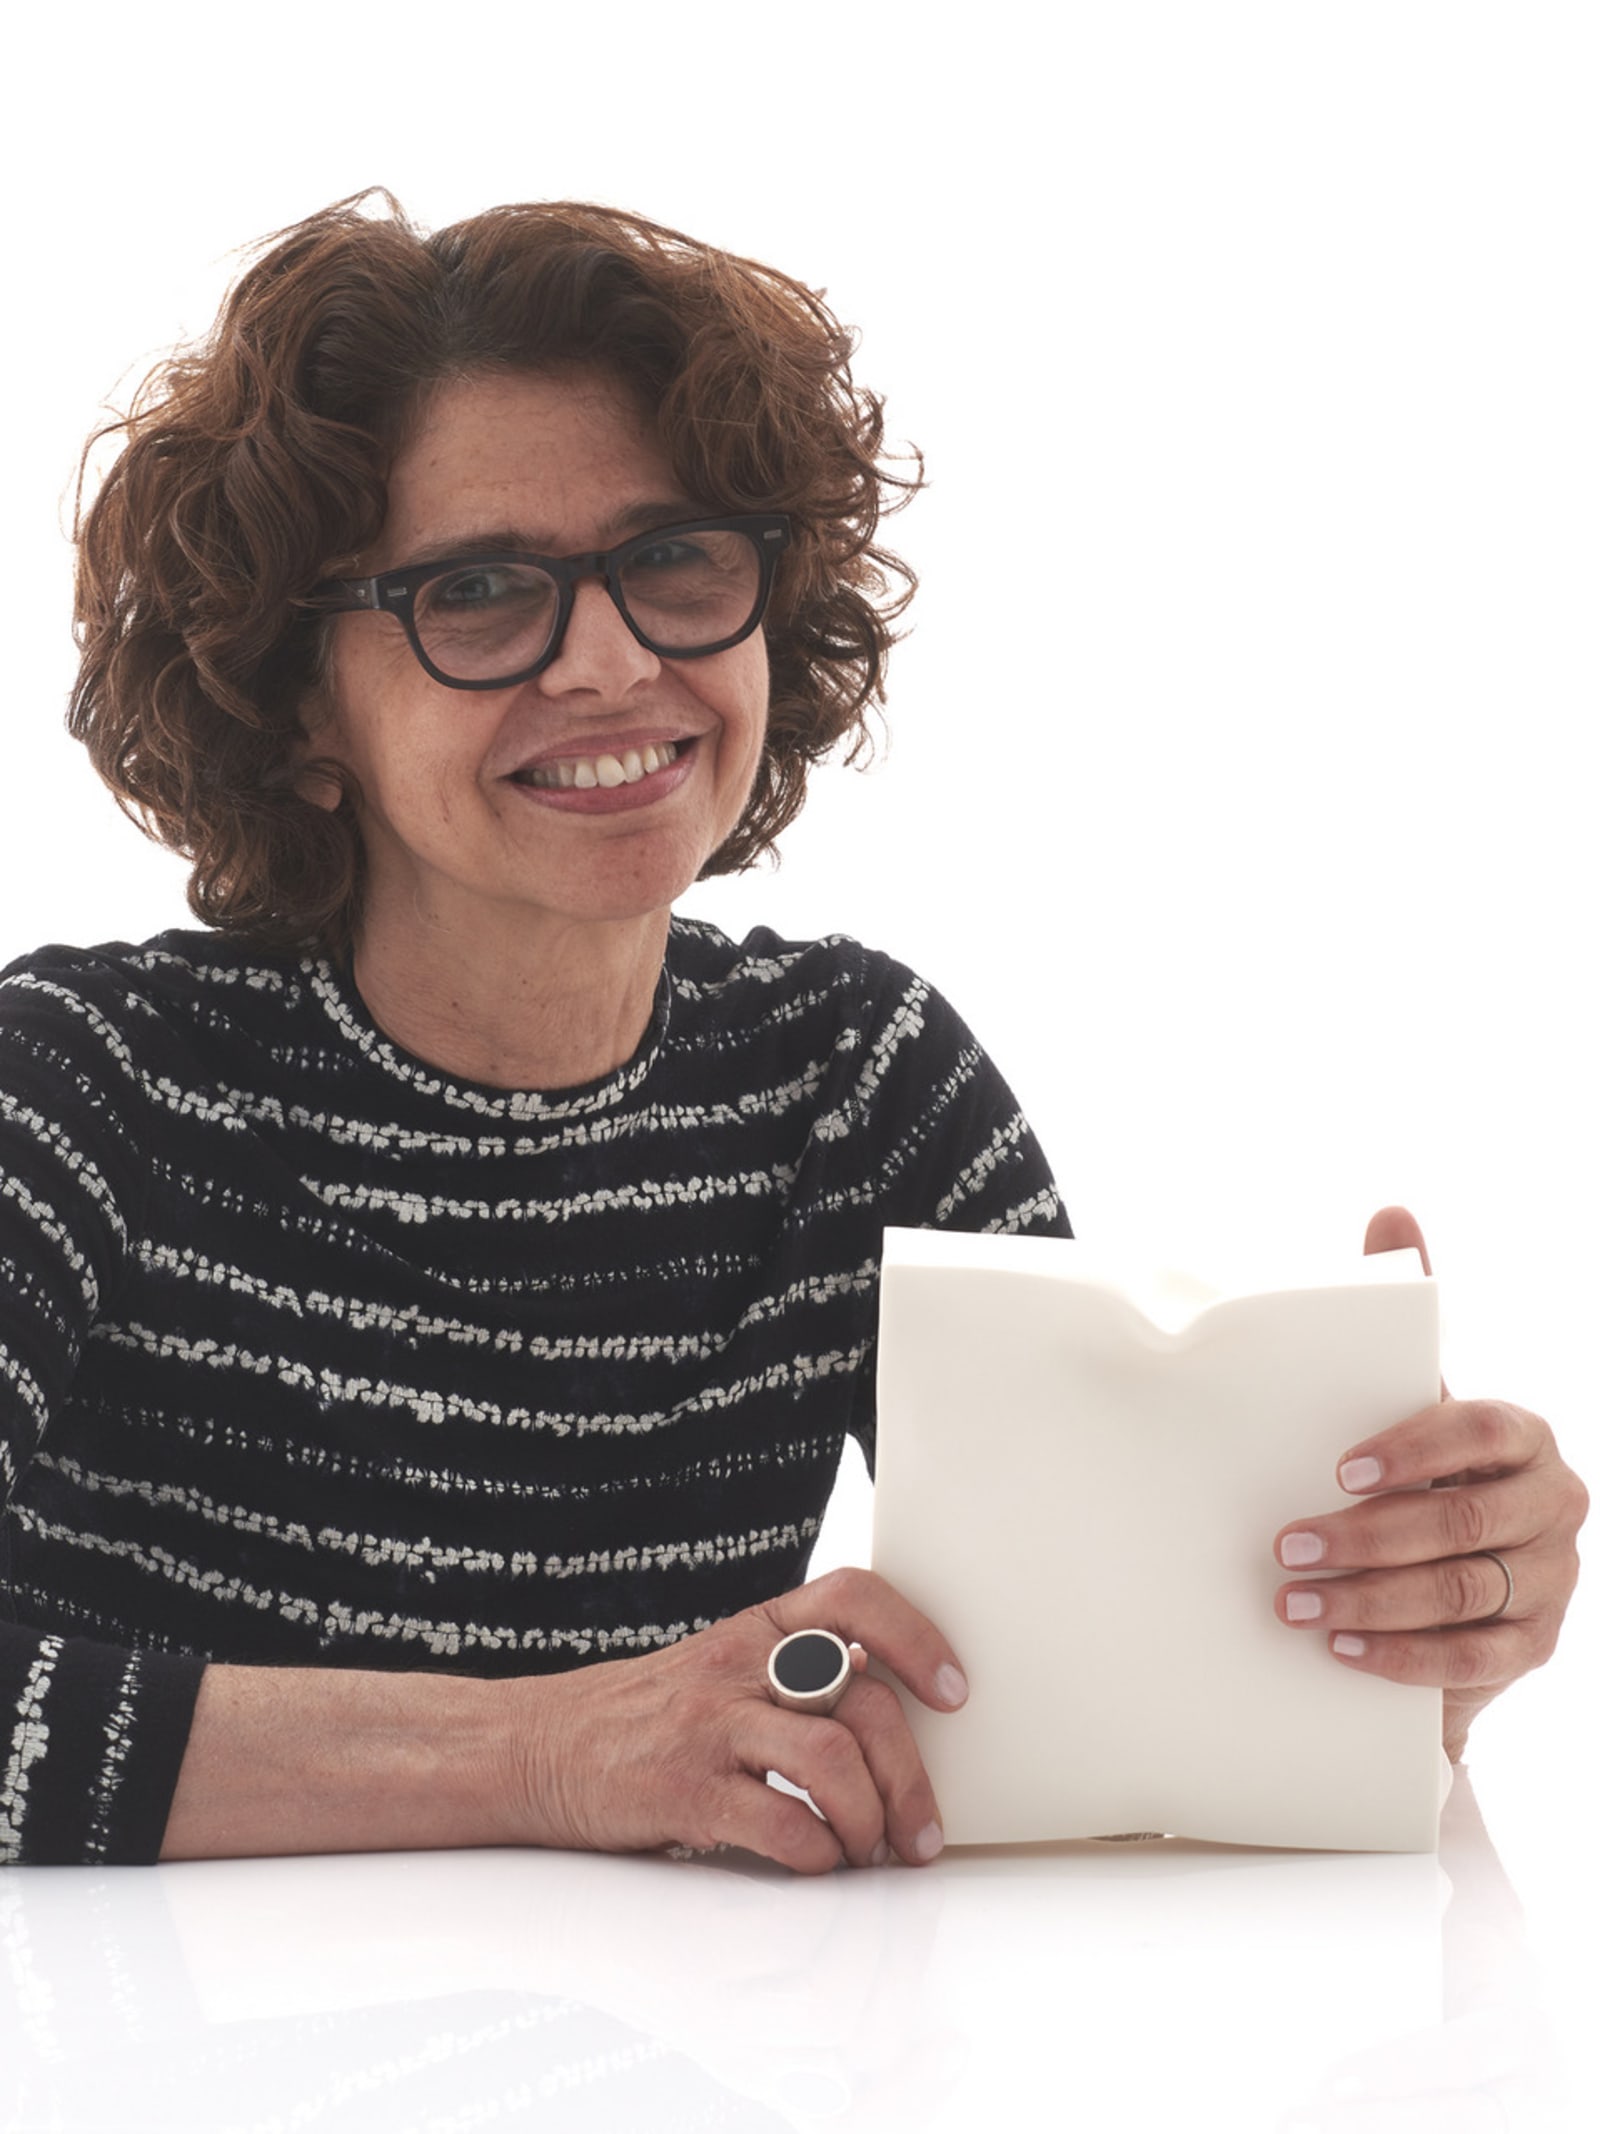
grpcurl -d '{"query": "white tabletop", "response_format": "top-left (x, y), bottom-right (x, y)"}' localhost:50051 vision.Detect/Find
top-left (2, 1752), bottom-right (1594, 2134)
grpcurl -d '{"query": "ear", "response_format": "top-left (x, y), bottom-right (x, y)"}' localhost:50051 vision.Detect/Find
top-left (291, 688), bottom-right (348, 815)
top-left (294, 759), bottom-right (347, 814)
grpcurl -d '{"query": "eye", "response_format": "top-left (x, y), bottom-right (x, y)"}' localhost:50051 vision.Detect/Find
top-left (416, 564), bottom-right (558, 642)
top-left (628, 536), bottom-right (708, 574)
top-left (430, 564), bottom-right (528, 610)
top-left (414, 563), bottom-right (559, 674)
top-left (617, 527), bottom-right (760, 640)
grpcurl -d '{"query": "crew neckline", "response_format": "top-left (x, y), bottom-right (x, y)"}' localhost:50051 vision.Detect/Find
top-left (304, 938), bottom-right (676, 1122)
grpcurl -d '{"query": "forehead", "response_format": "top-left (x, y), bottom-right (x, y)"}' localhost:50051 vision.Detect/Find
top-left (379, 369), bottom-right (685, 559)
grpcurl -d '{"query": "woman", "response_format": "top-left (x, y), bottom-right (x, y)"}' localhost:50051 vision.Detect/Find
top-left (0, 196), bottom-right (1585, 1872)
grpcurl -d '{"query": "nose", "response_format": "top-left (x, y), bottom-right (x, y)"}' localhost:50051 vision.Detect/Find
top-left (536, 574), bottom-right (661, 697)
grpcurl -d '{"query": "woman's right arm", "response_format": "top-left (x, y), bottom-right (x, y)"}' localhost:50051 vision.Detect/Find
top-left (2, 964), bottom-right (965, 1872)
top-left (1, 967), bottom-right (208, 1864)
top-left (162, 1567), bottom-right (967, 1872)
top-left (158, 1661), bottom-right (515, 1858)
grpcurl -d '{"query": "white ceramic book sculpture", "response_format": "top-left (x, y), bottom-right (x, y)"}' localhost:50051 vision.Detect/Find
top-left (871, 1229), bottom-right (1445, 1851)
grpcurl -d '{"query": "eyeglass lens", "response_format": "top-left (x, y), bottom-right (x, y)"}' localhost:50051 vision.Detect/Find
top-left (414, 527), bottom-right (764, 683)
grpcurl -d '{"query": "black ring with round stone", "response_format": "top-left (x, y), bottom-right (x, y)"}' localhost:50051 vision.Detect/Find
top-left (766, 1629), bottom-right (854, 1716)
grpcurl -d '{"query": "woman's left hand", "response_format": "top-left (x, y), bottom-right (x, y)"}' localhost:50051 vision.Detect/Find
top-left (1273, 1206), bottom-right (1590, 1760)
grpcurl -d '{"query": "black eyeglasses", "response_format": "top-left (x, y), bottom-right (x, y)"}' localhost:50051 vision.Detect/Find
top-left (312, 514), bottom-right (792, 691)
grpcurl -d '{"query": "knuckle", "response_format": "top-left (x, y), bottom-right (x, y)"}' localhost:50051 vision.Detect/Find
top-left (808, 1565), bottom-right (874, 1608)
top-left (1437, 1558), bottom-right (1486, 1624)
top-left (699, 1634), bottom-right (750, 1687)
top-left (1530, 1619), bottom-right (1561, 1667)
top-left (1565, 1470), bottom-right (1591, 1535)
top-left (1381, 1638), bottom-right (1428, 1684)
top-left (1472, 1401), bottom-right (1521, 1465)
top-left (1439, 1489), bottom-right (1491, 1555)
top-left (842, 1675), bottom-right (899, 1729)
top-left (1446, 1630), bottom-right (1500, 1685)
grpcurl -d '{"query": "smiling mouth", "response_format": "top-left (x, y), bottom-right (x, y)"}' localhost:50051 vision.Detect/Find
top-left (511, 739), bottom-right (687, 792)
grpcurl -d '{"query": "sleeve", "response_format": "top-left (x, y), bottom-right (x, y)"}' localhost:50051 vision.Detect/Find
top-left (0, 958), bottom-right (204, 1865)
top-left (828, 952), bottom-right (1072, 1472)
top-left (847, 955), bottom-right (1071, 1244)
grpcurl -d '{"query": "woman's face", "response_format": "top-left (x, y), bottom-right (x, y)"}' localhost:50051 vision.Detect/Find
top-left (311, 368), bottom-right (770, 950)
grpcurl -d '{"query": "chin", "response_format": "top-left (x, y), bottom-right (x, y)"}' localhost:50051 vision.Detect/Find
top-left (533, 876), bottom-right (695, 931)
top-left (553, 842), bottom-right (720, 924)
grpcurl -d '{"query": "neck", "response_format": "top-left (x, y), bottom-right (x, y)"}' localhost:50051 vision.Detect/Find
top-left (350, 906), bottom-right (671, 1091)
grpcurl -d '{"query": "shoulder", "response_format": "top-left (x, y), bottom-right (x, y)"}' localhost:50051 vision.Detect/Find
top-left (664, 916), bottom-right (999, 1142)
top-left (0, 930), bottom-right (306, 1073)
top-left (666, 921), bottom-right (1067, 1235)
top-left (666, 915), bottom-right (942, 1035)
top-left (0, 934), bottom-right (285, 1230)
top-left (2, 928), bottom-right (301, 990)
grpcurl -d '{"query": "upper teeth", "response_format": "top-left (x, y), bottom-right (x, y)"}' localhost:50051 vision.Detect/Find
top-left (524, 741), bottom-right (681, 791)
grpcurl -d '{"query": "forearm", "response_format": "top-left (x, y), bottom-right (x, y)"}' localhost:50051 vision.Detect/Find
top-left (160, 1567), bottom-right (969, 1875)
top-left (159, 1662), bottom-right (535, 1860)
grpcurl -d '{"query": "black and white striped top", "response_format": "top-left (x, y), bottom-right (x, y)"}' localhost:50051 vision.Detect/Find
top-left (0, 918), bottom-right (1067, 1864)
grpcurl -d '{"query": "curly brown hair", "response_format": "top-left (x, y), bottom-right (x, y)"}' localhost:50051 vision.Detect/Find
top-left (69, 191), bottom-right (922, 954)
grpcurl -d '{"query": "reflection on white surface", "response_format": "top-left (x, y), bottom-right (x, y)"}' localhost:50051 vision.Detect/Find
top-left (0, 1769), bottom-right (1577, 2133)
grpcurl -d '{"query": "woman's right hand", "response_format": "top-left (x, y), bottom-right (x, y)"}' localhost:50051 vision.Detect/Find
top-left (505, 1567), bottom-right (968, 1875)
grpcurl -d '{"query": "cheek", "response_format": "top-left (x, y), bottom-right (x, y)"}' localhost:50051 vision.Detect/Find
top-left (723, 645), bottom-right (771, 761)
top-left (717, 686), bottom-right (768, 813)
top-left (319, 640), bottom-right (464, 805)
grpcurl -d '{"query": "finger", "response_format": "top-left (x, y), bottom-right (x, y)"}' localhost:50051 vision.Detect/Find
top-left (1363, 1203), bottom-right (1433, 1276)
top-left (1276, 1464), bottom-right (1549, 1573)
top-left (767, 1567), bottom-right (969, 1714)
top-left (1362, 1204), bottom-right (1451, 1402)
top-left (741, 1704), bottom-right (888, 1869)
top-left (1276, 1548), bottom-right (1521, 1635)
top-left (831, 1671), bottom-right (946, 1866)
top-left (1321, 1620), bottom-right (1527, 1691)
top-left (701, 1771), bottom-right (846, 1876)
top-left (1332, 1398), bottom-right (1552, 1495)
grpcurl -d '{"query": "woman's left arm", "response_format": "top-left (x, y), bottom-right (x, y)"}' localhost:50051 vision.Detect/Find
top-left (1273, 1206), bottom-right (1590, 1761)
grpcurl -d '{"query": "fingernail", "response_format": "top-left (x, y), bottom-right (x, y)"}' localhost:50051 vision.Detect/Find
top-left (1333, 1634), bottom-right (1367, 1657)
top-left (1280, 1532), bottom-right (1324, 1567)
top-left (869, 1839), bottom-right (890, 1867)
top-left (934, 1663), bottom-right (968, 1708)
top-left (913, 1820), bottom-right (944, 1862)
top-left (1339, 1456), bottom-right (1383, 1492)
top-left (1285, 1591), bottom-right (1323, 1622)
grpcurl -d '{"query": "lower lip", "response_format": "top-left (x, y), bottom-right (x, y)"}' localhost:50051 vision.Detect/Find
top-left (504, 743), bottom-right (699, 815)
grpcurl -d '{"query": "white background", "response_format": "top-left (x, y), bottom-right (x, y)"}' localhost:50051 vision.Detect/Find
top-left (5, 0), bottom-right (1595, 2029)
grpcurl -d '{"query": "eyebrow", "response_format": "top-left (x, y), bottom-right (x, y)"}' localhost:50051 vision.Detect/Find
top-left (393, 498), bottom-right (704, 571)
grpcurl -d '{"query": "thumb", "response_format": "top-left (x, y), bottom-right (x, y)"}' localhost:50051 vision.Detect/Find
top-left (1364, 1204), bottom-right (1449, 1405)
top-left (1364, 1202), bottom-right (1433, 1277)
